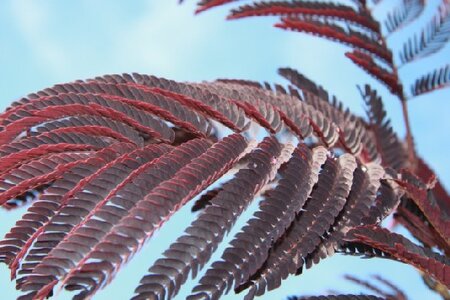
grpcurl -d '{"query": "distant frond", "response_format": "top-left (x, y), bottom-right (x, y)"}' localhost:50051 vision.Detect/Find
top-left (399, 0), bottom-right (450, 65)
top-left (344, 274), bottom-right (407, 300)
top-left (227, 1), bottom-right (380, 33)
top-left (385, 0), bottom-right (426, 34)
top-left (410, 65), bottom-right (450, 97)
top-left (276, 17), bottom-right (392, 65)
top-left (346, 51), bottom-right (403, 98)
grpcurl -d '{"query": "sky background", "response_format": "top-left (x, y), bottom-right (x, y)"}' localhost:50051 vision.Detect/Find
top-left (0, 0), bottom-right (449, 299)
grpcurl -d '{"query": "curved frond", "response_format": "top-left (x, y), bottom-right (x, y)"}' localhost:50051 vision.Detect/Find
top-left (228, 1), bottom-right (380, 33)
top-left (195, 81), bottom-right (341, 147)
top-left (346, 51), bottom-right (403, 98)
top-left (0, 93), bottom-right (176, 144)
top-left (344, 225), bottom-right (450, 288)
top-left (181, 145), bottom-right (327, 300)
top-left (17, 134), bottom-right (249, 299)
top-left (279, 68), bottom-right (379, 161)
top-left (410, 65), bottom-right (450, 97)
top-left (276, 17), bottom-right (392, 65)
top-left (341, 274), bottom-right (407, 300)
top-left (360, 85), bottom-right (408, 170)
top-left (132, 137), bottom-right (290, 300)
top-left (396, 169), bottom-right (450, 246)
top-left (11, 143), bottom-right (173, 283)
top-left (304, 163), bottom-right (384, 269)
top-left (399, 0), bottom-right (450, 65)
top-left (0, 73), bottom-right (408, 299)
top-left (385, 0), bottom-right (426, 34)
top-left (227, 155), bottom-right (357, 300)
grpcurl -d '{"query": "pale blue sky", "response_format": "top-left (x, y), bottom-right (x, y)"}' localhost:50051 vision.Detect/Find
top-left (0, 1), bottom-right (449, 299)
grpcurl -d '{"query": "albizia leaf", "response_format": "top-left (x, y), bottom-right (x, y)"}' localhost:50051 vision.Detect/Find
top-left (10, 143), bottom-right (171, 282)
top-left (0, 71), bottom-right (425, 300)
top-left (0, 132), bottom-right (113, 178)
top-left (20, 134), bottom-right (248, 299)
top-left (346, 51), bottom-right (403, 98)
top-left (362, 180), bottom-right (402, 225)
top-left (343, 274), bottom-right (403, 299)
top-left (180, 145), bottom-right (327, 300)
top-left (416, 157), bottom-right (450, 214)
top-left (196, 81), bottom-right (340, 147)
top-left (385, 0), bottom-right (426, 34)
top-left (220, 154), bottom-right (357, 300)
top-left (396, 170), bottom-right (450, 246)
top-left (360, 85), bottom-right (408, 170)
top-left (28, 115), bottom-right (144, 146)
top-left (0, 151), bottom-right (92, 205)
top-left (0, 143), bottom-right (135, 269)
top-left (193, 82), bottom-right (284, 134)
top-left (304, 163), bottom-right (384, 269)
top-left (278, 67), bottom-right (379, 161)
top-left (1, 78), bottom-right (218, 142)
top-left (228, 1), bottom-right (380, 33)
top-left (104, 73), bottom-right (250, 132)
top-left (0, 93), bottom-right (176, 144)
top-left (399, 0), bottom-right (450, 65)
top-left (276, 17), bottom-right (392, 65)
top-left (132, 137), bottom-right (291, 300)
top-left (410, 65), bottom-right (450, 97)
top-left (344, 225), bottom-right (450, 288)
top-left (215, 78), bottom-right (266, 90)
top-left (394, 205), bottom-right (449, 252)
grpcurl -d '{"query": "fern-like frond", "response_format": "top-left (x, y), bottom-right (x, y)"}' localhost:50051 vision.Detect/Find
top-left (180, 146), bottom-right (327, 300)
top-left (384, 0), bottom-right (426, 34)
top-left (360, 85), bottom-right (408, 170)
top-left (396, 169), bottom-right (450, 246)
top-left (395, 205), bottom-right (447, 250)
top-left (196, 81), bottom-right (341, 146)
top-left (0, 72), bottom-right (417, 299)
top-left (9, 143), bottom-right (173, 283)
top-left (132, 137), bottom-right (292, 300)
top-left (0, 93), bottom-right (177, 144)
top-left (227, 1), bottom-right (380, 33)
top-left (399, 0), bottom-right (450, 65)
top-left (18, 134), bottom-right (248, 299)
top-left (344, 225), bottom-right (450, 288)
top-left (276, 17), bottom-right (392, 64)
top-left (342, 274), bottom-right (408, 300)
top-left (410, 65), bottom-right (450, 97)
top-left (303, 163), bottom-right (384, 270)
top-left (228, 155), bottom-right (357, 300)
top-left (362, 180), bottom-right (401, 225)
top-left (279, 68), bottom-right (382, 162)
top-left (346, 51), bottom-right (403, 98)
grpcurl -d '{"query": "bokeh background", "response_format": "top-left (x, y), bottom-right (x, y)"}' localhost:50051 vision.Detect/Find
top-left (0, 0), bottom-right (449, 299)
